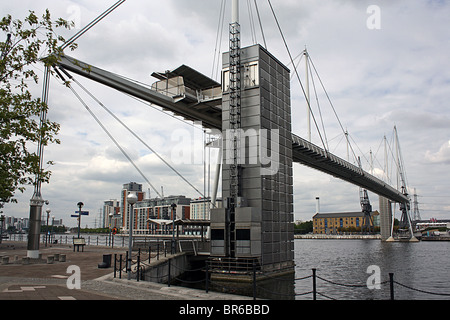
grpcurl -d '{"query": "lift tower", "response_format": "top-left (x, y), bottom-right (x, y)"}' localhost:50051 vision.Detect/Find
top-left (210, 0), bottom-right (294, 273)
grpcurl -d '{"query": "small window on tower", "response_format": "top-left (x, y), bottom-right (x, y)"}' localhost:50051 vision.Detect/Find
top-left (236, 229), bottom-right (251, 240)
top-left (243, 62), bottom-right (259, 88)
top-left (211, 229), bottom-right (224, 240)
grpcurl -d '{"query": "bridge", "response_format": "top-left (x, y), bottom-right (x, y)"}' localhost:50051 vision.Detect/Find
top-left (56, 54), bottom-right (407, 205)
top-left (25, 0), bottom-right (415, 270)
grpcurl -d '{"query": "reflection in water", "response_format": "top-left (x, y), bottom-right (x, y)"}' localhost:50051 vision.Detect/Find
top-left (294, 239), bottom-right (450, 300)
top-left (168, 239), bottom-right (450, 300)
top-left (208, 271), bottom-right (295, 300)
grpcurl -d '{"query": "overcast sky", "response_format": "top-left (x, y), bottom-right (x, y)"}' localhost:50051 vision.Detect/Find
top-left (2, 0), bottom-right (450, 227)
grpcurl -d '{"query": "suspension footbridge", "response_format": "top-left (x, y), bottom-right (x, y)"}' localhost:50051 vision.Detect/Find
top-left (26, 0), bottom-right (415, 272)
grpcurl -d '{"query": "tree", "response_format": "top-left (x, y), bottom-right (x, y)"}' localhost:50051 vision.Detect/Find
top-left (0, 10), bottom-right (77, 208)
top-left (294, 220), bottom-right (313, 234)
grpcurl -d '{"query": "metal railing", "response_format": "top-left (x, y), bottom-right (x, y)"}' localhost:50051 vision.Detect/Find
top-left (115, 256), bottom-right (450, 300)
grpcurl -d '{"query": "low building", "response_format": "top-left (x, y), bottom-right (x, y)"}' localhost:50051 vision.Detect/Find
top-left (313, 211), bottom-right (379, 234)
top-left (133, 195), bottom-right (191, 235)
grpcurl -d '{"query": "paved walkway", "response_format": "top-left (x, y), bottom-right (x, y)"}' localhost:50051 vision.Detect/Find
top-left (0, 241), bottom-right (250, 301)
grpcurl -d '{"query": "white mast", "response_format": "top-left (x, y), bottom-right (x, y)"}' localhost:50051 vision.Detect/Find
top-left (232, 0), bottom-right (239, 24)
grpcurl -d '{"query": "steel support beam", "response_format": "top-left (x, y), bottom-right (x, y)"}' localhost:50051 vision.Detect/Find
top-left (57, 55), bottom-right (222, 129)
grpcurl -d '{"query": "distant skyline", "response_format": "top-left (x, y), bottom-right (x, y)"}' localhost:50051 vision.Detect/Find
top-left (2, 0), bottom-right (450, 227)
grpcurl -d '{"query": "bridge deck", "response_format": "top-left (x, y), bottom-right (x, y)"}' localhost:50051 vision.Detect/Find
top-left (291, 134), bottom-right (408, 203)
top-left (56, 55), bottom-right (407, 203)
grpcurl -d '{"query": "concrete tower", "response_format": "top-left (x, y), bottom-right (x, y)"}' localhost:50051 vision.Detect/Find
top-left (210, 44), bottom-right (294, 272)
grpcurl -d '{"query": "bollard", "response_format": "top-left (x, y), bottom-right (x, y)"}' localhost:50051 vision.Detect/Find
top-left (168, 259), bottom-right (171, 287)
top-left (312, 268), bottom-right (317, 301)
top-left (98, 254), bottom-right (112, 268)
top-left (205, 262), bottom-right (209, 293)
top-left (148, 247), bottom-right (151, 264)
top-left (114, 254), bottom-right (117, 278)
top-left (157, 242), bottom-right (160, 260)
top-left (252, 260), bottom-right (257, 300)
top-left (136, 255), bottom-right (140, 282)
top-left (389, 273), bottom-right (395, 300)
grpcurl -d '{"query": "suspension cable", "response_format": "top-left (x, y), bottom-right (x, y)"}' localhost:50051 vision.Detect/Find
top-left (247, 0), bottom-right (257, 44)
top-left (58, 68), bottom-right (205, 198)
top-left (307, 57), bottom-right (329, 151)
top-left (61, 0), bottom-right (126, 51)
top-left (267, 0), bottom-right (329, 153)
top-left (254, 0), bottom-right (267, 49)
top-left (308, 54), bottom-right (359, 162)
top-left (58, 74), bottom-right (162, 198)
top-left (211, 0), bottom-right (227, 81)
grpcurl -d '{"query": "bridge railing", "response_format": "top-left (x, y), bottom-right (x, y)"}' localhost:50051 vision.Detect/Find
top-left (291, 133), bottom-right (408, 203)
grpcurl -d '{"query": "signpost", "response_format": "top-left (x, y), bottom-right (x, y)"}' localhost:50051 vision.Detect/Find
top-left (72, 202), bottom-right (89, 251)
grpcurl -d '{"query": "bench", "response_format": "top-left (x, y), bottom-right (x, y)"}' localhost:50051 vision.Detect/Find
top-left (73, 238), bottom-right (86, 252)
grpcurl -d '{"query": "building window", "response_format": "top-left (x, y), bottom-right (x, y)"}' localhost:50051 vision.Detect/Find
top-left (236, 229), bottom-right (251, 240)
top-left (211, 229), bottom-right (224, 240)
top-left (243, 62), bottom-right (259, 88)
top-left (222, 62), bottom-right (259, 92)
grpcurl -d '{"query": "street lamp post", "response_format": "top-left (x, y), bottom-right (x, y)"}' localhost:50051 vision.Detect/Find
top-left (77, 202), bottom-right (83, 239)
top-left (109, 212), bottom-right (113, 247)
top-left (171, 203), bottom-right (177, 254)
top-left (51, 215), bottom-right (55, 245)
top-left (127, 193), bottom-right (137, 280)
top-left (0, 215), bottom-right (4, 244)
top-left (45, 209), bottom-right (51, 247)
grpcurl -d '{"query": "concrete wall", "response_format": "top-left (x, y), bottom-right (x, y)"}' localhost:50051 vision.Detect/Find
top-left (141, 253), bottom-right (188, 284)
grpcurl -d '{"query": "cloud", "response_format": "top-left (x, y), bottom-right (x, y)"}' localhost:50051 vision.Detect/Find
top-left (3, 0), bottom-right (450, 224)
top-left (425, 141), bottom-right (450, 164)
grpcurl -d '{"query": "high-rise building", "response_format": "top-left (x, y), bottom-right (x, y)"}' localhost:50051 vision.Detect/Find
top-left (121, 182), bottom-right (145, 230)
top-left (103, 199), bottom-right (120, 228)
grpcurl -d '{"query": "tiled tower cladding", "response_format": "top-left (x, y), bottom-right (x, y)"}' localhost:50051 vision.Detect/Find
top-left (217, 44), bottom-right (294, 270)
top-left (379, 196), bottom-right (392, 240)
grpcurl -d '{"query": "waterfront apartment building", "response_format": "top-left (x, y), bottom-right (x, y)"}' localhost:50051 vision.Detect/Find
top-left (133, 195), bottom-right (191, 235)
top-left (190, 198), bottom-right (223, 220)
top-left (103, 199), bottom-right (120, 229)
top-left (121, 182), bottom-right (145, 230)
top-left (313, 211), bottom-right (380, 234)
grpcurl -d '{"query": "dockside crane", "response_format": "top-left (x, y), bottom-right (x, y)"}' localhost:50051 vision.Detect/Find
top-left (360, 189), bottom-right (374, 233)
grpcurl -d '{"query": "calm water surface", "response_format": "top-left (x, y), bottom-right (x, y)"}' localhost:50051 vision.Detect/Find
top-left (294, 239), bottom-right (450, 300)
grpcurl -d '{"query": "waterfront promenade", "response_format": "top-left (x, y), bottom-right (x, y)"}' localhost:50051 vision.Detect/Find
top-left (0, 241), bottom-right (249, 300)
